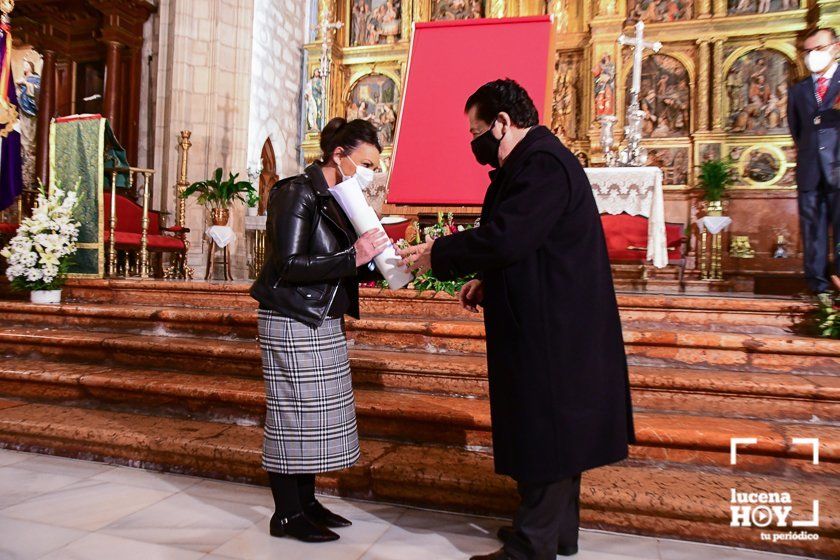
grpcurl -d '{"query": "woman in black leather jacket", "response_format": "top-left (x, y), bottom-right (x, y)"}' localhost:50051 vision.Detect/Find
top-left (250, 118), bottom-right (388, 543)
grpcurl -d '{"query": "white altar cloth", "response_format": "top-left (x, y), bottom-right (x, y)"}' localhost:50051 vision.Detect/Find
top-left (584, 166), bottom-right (668, 268)
top-left (205, 225), bottom-right (236, 248)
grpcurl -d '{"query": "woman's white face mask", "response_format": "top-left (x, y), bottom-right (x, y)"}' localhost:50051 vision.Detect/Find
top-left (338, 153), bottom-right (375, 188)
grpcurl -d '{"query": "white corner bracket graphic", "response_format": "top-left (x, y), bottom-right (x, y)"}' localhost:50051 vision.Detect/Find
top-left (792, 438), bottom-right (820, 465)
top-left (792, 500), bottom-right (820, 528)
top-left (730, 438), bottom-right (758, 465)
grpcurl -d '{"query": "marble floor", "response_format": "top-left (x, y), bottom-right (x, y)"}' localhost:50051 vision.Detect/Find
top-left (0, 449), bottom-right (811, 560)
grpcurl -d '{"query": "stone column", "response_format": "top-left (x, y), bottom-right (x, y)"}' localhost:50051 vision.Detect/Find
top-left (103, 41), bottom-right (123, 136)
top-left (697, 39), bottom-right (710, 131)
top-left (35, 49), bottom-right (56, 187)
top-left (125, 47), bottom-right (143, 163)
top-left (712, 39), bottom-right (724, 131)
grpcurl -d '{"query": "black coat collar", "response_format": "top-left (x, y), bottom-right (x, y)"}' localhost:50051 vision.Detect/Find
top-left (305, 163), bottom-right (332, 197)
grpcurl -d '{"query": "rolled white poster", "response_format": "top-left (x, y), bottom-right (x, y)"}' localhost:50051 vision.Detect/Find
top-left (330, 179), bottom-right (414, 290)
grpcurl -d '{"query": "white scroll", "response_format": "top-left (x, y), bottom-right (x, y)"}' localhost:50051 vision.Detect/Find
top-left (331, 178), bottom-right (414, 290)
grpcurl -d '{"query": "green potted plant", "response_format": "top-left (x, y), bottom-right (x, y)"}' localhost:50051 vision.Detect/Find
top-left (181, 168), bottom-right (256, 226)
top-left (697, 157), bottom-right (736, 216)
top-left (246, 188), bottom-right (260, 217)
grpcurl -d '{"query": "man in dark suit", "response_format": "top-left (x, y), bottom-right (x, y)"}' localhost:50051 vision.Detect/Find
top-left (788, 28), bottom-right (840, 304)
top-left (399, 79), bottom-right (634, 560)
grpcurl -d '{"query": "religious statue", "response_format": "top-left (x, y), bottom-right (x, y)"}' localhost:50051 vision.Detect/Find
top-left (593, 54), bottom-right (615, 118)
top-left (304, 69), bottom-right (324, 133)
top-left (16, 59), bottom-right (39, 118)
top-left (729, 0), bottom-right (797, 15)
top-left (726, 50), bottom-right (790, 135)
top-left (432, 0), bottom-right (483, 20)
top-left (352, 0), bottom-right (402, 46)
top-left (551, 55), bottom-right (577, 142)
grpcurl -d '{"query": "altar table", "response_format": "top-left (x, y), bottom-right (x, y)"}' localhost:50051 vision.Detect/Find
top-left (584, 167), bottom-right (668, 268)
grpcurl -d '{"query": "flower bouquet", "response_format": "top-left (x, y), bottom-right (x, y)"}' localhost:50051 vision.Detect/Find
top-left (1, 182), bottom-right (81, 304)
top-left (398, 212), bottom-right (476, 296)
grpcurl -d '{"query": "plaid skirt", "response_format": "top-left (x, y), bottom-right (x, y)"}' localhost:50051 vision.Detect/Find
top-left (257, 309), bottom-right (360, 474)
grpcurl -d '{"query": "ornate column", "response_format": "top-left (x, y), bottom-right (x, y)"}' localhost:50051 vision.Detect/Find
top-left (488, 0), bottom-right (506, 18)
top-left (697, 39), bottom-right (710, 131)
top-left (35, 49), bottom-right (56, 186)
top-left (697, 0), bottom-right (711, 18)
top-left (712, 38), bottom-right (724, 131)
top-left (103, 40), bottom-right (123, 134)
top-left (712, 0), bottom-right (727, 17)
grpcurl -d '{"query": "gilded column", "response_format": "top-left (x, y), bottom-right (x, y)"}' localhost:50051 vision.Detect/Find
top-left (697, 39), bottom-right (710, 131)
top-left (712, 39), bottom-right (724, 131)
top-left (488, 0), bottom-right (506, 18)
top-left (548, 0), bottom-right (569, 33)
top-left (698, 0), bottom-right (711, 17)
top-left (712, 0), bottom-right (727, 16)
top-left (316, 0), bottom-right (331, 39)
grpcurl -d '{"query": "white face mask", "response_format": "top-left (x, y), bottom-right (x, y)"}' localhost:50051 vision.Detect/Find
top-left (338, 154), bottom-right (375, 188)
top-left (806, 49), bottom-right (835, 74)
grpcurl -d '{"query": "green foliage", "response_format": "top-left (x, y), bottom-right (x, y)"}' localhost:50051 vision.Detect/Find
top-left (401, 212), bottom-right (475, 295)
top-left (181, 168), bottom-right (256, 209)
top-left (246, 188), bottom-right (260, 208)
top-left (411, 271), bottom-right (471, 297)
top-left (697, 158), bottom-right (736, 202)
top-left (816, 298), bottom-right (840, 339)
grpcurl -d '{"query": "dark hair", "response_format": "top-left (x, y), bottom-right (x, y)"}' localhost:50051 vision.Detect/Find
top-left (805, 27), bottom-right (838, 42)
top-left (319, 117), bottom-right (382, 163)
top-left (464, 78), bottom-right (539, 128)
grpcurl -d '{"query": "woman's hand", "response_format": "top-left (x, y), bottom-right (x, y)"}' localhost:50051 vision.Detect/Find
top-left (459, 279), bottom-right (484, 313)
top-left (354, 229), bottom-right (389, 267)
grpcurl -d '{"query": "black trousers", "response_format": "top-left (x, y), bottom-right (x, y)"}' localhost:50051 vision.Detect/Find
top-left (504, 474), bottom-right (581, 560)
top-left (798, 179), bottom-right (840, 293)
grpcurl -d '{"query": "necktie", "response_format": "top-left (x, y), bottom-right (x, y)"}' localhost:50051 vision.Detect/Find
top-left (816, 76), bottom-right (829, 104)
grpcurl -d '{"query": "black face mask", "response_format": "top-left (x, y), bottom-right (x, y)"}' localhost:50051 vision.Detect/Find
top-left (470, 122), bottom-right (503, 168)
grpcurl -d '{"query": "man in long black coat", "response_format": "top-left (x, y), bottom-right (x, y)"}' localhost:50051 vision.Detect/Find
top-left (399, 79), bottom-right (635, 560)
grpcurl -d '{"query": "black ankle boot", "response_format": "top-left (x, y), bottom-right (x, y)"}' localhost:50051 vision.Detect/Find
top-left (304, 500), bottom-right (353, 528)
top-left (269, 512), bottom-right (340, 542)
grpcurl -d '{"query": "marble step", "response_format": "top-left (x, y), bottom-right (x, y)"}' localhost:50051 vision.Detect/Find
top-left (3, 323), bottom-right (840, 401)
top-left (0, 291), bottom-right (812, 337)
top-left (0, 358), bottom-right (836, 477)
top-left (2, 309), bottom-right (838, 417)
top-left (0, 399), bottom-right (835, 558)
top-left (47, 278), bottom-right (812, 327)
top-left (8, 303), bottom-right (835, 375)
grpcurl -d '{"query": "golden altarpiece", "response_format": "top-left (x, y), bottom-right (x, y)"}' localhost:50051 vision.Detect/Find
top-left (303, 0), bottom-right (840, 289)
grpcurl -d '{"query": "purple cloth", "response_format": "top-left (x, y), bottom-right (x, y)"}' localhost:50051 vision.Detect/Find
top-left (0, 25), bottom-right (23, 213)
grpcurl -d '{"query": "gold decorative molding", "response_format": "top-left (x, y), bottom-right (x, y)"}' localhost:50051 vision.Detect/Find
top-left (697, 40), bottom-right (710, 131)
top-left (712, 38), bottom-right (724, 131)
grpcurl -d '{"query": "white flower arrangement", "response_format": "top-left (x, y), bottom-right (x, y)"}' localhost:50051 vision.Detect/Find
top-left (1, 182), bottom-right (81, 291)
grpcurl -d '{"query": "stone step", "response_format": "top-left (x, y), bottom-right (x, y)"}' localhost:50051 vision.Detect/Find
top-left (49, 278), bottom-right (812, 325)
top-left (3, 324), bottom-right (840, 406)
top-left (6, 303), bottom-right (836, 375)
top-left (0, 399), bottom-right (835, 558)
top-left (1, 289), bottom-right (812, 337)
top-left (0, 358), bottom-right (836, 477)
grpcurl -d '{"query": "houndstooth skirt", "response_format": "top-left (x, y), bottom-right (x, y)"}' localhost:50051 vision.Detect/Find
top-left (257, 309), bottom-right (360, 474)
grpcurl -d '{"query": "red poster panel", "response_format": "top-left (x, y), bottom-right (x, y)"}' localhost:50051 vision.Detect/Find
top-left (387, 16), bottom-right (554, 206)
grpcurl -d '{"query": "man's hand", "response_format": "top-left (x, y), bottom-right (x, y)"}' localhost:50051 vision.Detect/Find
top-left (397, 239), bottom-right (434, 275)
top-left (459, 279), bottom-right (483, 313)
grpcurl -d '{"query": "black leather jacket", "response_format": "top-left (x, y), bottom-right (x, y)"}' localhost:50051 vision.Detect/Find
top-left (250, 164), bottom-right (371, 327)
